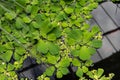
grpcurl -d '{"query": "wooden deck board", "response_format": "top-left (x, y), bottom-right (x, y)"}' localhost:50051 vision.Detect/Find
top-left (107, 31), bottom-right (120, 51)
top-left (97, 36), bottom-right (116, 59)
top-left (92, 5), bottom-right (117, 33)
top-left (101, 2), bottom-right (120, 27)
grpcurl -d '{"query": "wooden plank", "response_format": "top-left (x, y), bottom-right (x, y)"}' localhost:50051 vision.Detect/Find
top-left (22, 57), bottom-right (32, 68)
top-left (89, 18), bottom-right (98, 26)
top-left (91, 52), bottom-right (102, 63)
top-left (22, 68), bottom-right (36, 80)
top-left (89, 18), bottom-right (104, 33)
top-left (97, 36), bottom-right (116, 59)
top-left (101, 2), bottom-right (120, 27)
top-left (107, 30), bottom-right (120, 51)
top-left (92, 5), bottom-right (117, 33)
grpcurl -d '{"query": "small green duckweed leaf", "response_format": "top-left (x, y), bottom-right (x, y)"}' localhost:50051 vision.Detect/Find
top-left (82, 66), bottom-right (88, 73)
top-left (5, 11), bottom-right (16, 20)
top-left (31, 0), bottom-right (38, 5)
top-left (59, 58), bottom-right (70, 67)
top-left (64, 7), bottom-right (74, 14)
top-left (71, 50), bottom-right (80, 57)
top-left (48, 42), bottom-right (59, 55)
top-left (14, 52), bottom-right (21, 61)
top-left (72, 58), bottom-right (81, 67)
top-left (37, 40), bottom-right (48, 54)
top-left (79, 46), bottom-right (91, 60)
top-left (47, 54), bottom-right (58, 64)
top-left (91, 39), bottom-right (102, 48)
top-left (56, 71), bottom-right (63, 78)
top-left (59, 67), bottom-right (69, 75)
top-left (0, 50), bottom-right (13, 62)
top-left (15, 17), bottom-right (24, 29)
top-left (76, 67), bottom-right (83, 77)
top-left (7, 63), bottom-right (14, 71)
top-left (45, 66), bottom-right (55, 77)
top-left (23, 16), bottom-right (31, 23)
top-left (97, 68), bottom-right (104, 78)
top-left (47, 33), bottom-right (56, 41)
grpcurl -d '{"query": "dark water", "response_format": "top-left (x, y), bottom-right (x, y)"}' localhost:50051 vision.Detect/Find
top-left (57, 52), bottom-right (120, 80)
top-left (92, 51), bottom-right (120, 80)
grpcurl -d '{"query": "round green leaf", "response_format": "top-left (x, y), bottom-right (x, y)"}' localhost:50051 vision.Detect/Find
top-left (79, 46), bottom-right (91, 60)
top-left (59, 67), bottom-right (69, 75)
top-left (37, 40), bottom-right (48, 54)
top-left (64, 7), bottom-right (74, 14)
top-left (0, 50), bottom-right (13, 62)
top-left (72, 58), bottom-right (81, 67)
top-left (59, 58), bottom-right (70, 67)
top-left (56, 71), bottom-right (63, 79)
top-left (45, 66), bottom-right (55, 77)
top-left (76, 67), bottom-right (83, 77)
top-left (91, 39), bottom-right (102, 48)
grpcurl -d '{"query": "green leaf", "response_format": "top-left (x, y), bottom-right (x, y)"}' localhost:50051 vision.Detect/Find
top-left (67, 29), bottom-right (82, 41)
top-left (47, 54), bottom-right (58, 64)
top-left (71, 50), bottom-right (80, 57)
top-left (81, 23), bottom-right (90, 30)
top-left (40, 20), bottom-right (54, 37)
top-left (5, 11), bottom-right (16, 20)
top-left (86, 71), bottom-right (94, 78)
top-left (82, 66), bottom-right (88, 73)
top-left (97, 68), bottom-right (104, 78)
top-left (37, 40), bottom-right (48, 54)
top-left (44, 77), bottom-right (50, 80)
top-left (14, 52), bottom-right (21, 61)
top-left (47, 33), bottom-right (56, 41)
top-left (62, 21), bottom-right (68, 27)
top-left (55, 11), bottom-right (66, 21)
top-left (15, 17), bottom-right (24, 29)
top-left (59, 58), bottom-right (70, 67)
top-left (3, 42), bottom-right (13, 49)
top-left (91, 26), bottom-right (100, 34)
top-left (67, 38), bottom-right (76, 45)
top-left (85, 60), bottom-right (93, 67)
top-left (91, 39), bottom-right (102, 48)
top-left (72, 58), bottom-right (81, 67)
top-left (56, 71), bottom-right (63, 78)
top-left (76, 67), bottom-right (83, 77)
top-left (0, 74), bottom-right (7, 80)
top-left (87, 47), bottom-right (96, 55)
top-left (0, 50), bottom-right (13, 62)
top-left (31, 21), bottom-right (40, 28)
top-left (25, 5), bottom-right (32, 13)
top-left (51, 28), bottom-right (62, 38)
top-left (45, 66), bottom-right (55, 76)
top-left (9, 71), bottom-right (16, 76)
top-left (23, 16), bottom-right (31, 23)
top-left (0, 44), bottom-right (5, 52)
top-left (50, 5), bottom-right (61, 12)
top-left (59, 67), bottom-right (69, 75)
top-left (7, 63), bottom-right (14, 71)
top-left (64, 7), bottom-right (74, 14)
top-left (31, 6), bottom-right (39, 18)
top-left (15, 47), bottom-right (26, 56)
top-left (66, 29), bottom-right (82, 45)
top-left (79, 46), bottom-right (91, 60)
top-left (31, 0), bottom-right (38, 5)
top-left (48, 42), bottom-right (59, 55)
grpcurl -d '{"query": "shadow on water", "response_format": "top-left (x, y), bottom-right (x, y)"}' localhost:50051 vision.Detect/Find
top-left (56, 51), bottom-right (120, 80)
top-left (93, 51), bottom-right (120, 80)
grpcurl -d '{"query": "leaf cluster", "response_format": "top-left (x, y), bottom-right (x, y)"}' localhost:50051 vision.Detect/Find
top-left (0, 0), bottom-right (114, 80)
